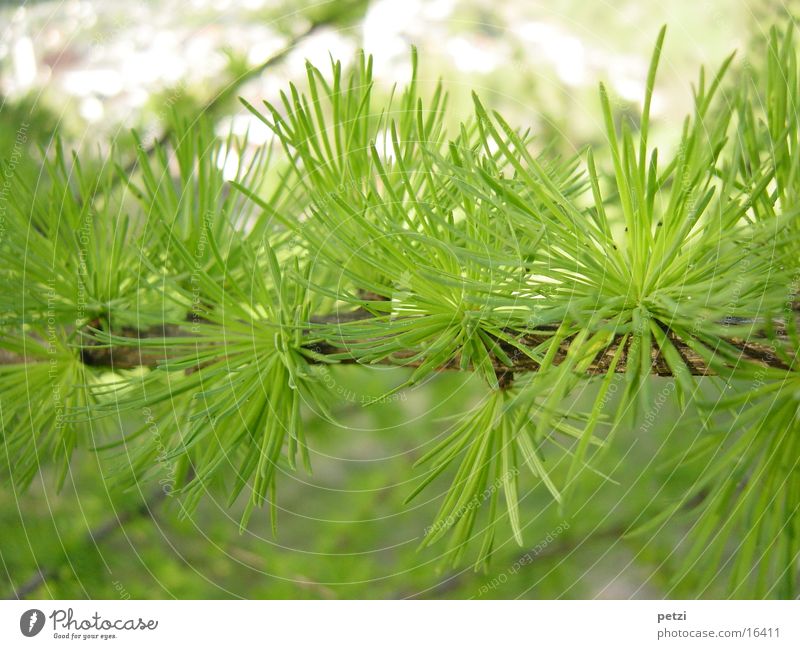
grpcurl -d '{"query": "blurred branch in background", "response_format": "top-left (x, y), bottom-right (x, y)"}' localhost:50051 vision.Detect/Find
top-left (5, 487), bottom-right (167, 600)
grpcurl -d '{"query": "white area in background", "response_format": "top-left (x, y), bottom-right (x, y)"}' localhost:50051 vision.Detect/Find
top-left (0, 0), bottom-right (690, 138)
top-left (513, 20), bottom-right (663, 114)
top-left (0, 0), bottom-right (293, 127)
top-left (363, 0), bottom-right (455, 77)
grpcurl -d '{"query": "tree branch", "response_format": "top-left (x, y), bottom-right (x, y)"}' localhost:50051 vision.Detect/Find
top-left (1, 310), bottom-right (795, 376)
top-left (4, 487), bottom-right (168, 600)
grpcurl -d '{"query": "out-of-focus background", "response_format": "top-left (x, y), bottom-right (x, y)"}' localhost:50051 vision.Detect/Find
top-left (2, 0), bottom-right (791, 155)
top-left (0, 0), bottom-right (796, 599)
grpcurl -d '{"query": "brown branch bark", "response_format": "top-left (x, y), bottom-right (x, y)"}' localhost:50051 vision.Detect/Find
top-left (1, 311), bottom-right (795, 377)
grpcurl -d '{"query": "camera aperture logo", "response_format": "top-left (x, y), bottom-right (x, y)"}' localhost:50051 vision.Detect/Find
top-left (18, 608), bottom-right (158, 641)
top-left (20, 609), bottom-right (45, 637)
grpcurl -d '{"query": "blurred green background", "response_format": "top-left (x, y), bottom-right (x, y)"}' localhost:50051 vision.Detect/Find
top-left (0, 0), bottom-right (797, 599)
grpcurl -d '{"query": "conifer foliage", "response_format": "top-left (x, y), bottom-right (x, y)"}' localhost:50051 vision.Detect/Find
top-left (1, 24), bottom-right (799, 596)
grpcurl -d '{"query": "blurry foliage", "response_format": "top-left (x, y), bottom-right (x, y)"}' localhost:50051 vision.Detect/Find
top-left (1, 370), bottom-right (718, 599)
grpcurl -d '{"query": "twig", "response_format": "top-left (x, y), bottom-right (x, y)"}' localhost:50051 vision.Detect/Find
top-left (5, 488), bottom-right (168, 600)
top-left (409, 524), bottom-right (629, 599)
top-left (119, 21), bottom-right (324, 178)
top-left (2, 312), bottom-right (796, 376)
